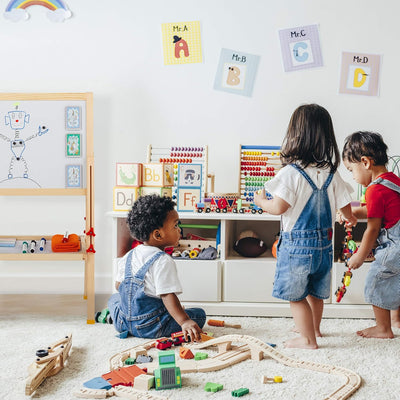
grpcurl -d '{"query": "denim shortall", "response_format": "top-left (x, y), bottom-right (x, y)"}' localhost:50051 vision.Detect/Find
top-left (108, 249), bottom-right (206, 338)
top-left (272, 164), bottom-right (333, 302)
top-left (364, 178), bottom-right (400, 310)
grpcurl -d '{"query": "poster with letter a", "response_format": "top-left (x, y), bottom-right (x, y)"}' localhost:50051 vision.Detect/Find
top-left (161, 21), bottom-right (202, 65)
top-left (339, 52), bottom-right (381, 96)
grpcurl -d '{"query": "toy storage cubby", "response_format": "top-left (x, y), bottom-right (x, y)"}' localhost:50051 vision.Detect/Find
top-left (109, 212), bottom-right (374, 318)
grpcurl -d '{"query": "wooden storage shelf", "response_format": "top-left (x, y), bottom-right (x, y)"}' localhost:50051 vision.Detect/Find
top-left (108, 211), bottom-right (373, 318)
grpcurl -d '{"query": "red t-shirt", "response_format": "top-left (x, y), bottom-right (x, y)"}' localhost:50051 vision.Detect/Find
top-left (365, 172), bottom-right (400, 228)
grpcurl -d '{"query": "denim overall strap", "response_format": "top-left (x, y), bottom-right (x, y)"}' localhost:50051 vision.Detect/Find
top-left (130, 251), bottom-right (164, 286)
top-left (290, 164), bottom-right (318, 190)
top-left (369, 177), bottom-right (400, 194)
top-left (289, 164), bottom-right (334, 232)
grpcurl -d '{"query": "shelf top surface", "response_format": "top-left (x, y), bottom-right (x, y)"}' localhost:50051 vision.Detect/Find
top-left (107, 211), bottom-right (281, 221)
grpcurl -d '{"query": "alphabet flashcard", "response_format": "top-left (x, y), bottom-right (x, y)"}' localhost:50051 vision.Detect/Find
top-left (214, 48), bottom-right (260, 97)
top-left (339, 51), bottom-right (381, 96)
top-left (161, 21), bottom-right (202, 65)
top-left (279, 24), bottom-right (323, 72)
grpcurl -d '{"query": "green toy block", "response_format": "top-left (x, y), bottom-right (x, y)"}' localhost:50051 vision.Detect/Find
top-left (124, 357), bottom-right (136, 365)
top-left (194, 352), bottom-right (208, 360)
top-left (232, 387), bottom-right (249, 397)
top-left (204, 382), bottom-right (223, 392)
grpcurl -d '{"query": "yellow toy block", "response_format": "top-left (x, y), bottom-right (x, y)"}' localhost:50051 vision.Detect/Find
top-left (113, 187), bottom-right (141, 212)
top-left (142, 163), bottom-right (174, 187)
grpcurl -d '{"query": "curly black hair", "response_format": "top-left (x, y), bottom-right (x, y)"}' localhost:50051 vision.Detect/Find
top-left (126, 194), bottom-right (176, 242)
top-left (342, 131), bottom-right (388, 166)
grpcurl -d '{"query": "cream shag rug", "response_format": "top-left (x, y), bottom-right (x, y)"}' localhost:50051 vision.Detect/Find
top-left (2, 314), bottom-right (400, 400)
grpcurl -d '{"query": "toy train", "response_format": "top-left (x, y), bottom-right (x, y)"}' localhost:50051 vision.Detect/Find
top-left (195, 193), bottom-right (263, 214)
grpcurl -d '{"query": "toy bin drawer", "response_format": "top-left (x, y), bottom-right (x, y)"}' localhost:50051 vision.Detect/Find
top-left (223, 260), bottom-right (280, 302)
top-left (176, 260), bottom-right (221, 302)
top-left (332, 262), bottom-right (370, 304)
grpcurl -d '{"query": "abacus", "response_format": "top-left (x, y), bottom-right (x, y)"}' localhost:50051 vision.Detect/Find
top-left (239, 145), bottom-right (282, 205)
top-left (147, 145), bottom-right (209, 201)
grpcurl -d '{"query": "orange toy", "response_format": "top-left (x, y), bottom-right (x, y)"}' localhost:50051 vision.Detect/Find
top-left (51, 234), bottom-right (81, 252)
top-left (207, 319), bottom-right (241, 329)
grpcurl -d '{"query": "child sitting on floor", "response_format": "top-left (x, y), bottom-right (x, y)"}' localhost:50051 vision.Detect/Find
top-left (108, 194), bottom-right (206, 341)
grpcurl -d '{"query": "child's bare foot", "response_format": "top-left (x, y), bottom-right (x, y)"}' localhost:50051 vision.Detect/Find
top-left (291, 326), bottom-right (322, 337)
top-left (356, 326), bottom-right (394, 339)
top-left (284, 336), bottom-right (318, 349)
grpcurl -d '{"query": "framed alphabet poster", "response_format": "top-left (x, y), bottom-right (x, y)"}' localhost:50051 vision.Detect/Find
top-left (339, 51), bottom-right (381, 96)
top-left (161, 21), bottom-right (202, 65)
top-left (279, 24), bottom-right (323, 72)
top-left (214, 48), bottom-right (260, 97)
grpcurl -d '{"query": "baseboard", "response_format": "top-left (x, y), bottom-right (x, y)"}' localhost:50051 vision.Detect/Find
top-left (0, 274), bottom-right (113, 294)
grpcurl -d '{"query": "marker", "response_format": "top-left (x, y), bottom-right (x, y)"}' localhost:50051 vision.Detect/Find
top-left (29, 240), bottom-right (36, 253)
top-left (39, 238), bottom-right (46, 251)
top-left (62, 231), bottom-right (69, 243)
top-left (22, 241), bottom-right (28, 253)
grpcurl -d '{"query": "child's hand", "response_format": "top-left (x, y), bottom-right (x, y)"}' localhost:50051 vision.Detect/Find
top-left (254, 188), bottom-right (266, 207)
top-left (344, 214), bottom-right (357, 228)
top-left (181, 319), bottom-right (203, 342)
top-left (347, 253), bottom-right (363, 270)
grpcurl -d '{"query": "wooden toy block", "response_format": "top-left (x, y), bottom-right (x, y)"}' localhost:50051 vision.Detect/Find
top-left (261, 375), bottom-right (283, 383)
top-left (142, 163), bottom-right (174, 187)
top-left (177, 187), bottom-right (201, 212)
top-left (129, 347), bottom-right (148, 359)
top-left (113, 187), bottom-right (141, 212)
top-left (113, 385), bottom-right (169, 399)
top-left (177, 163), bottom-right (202, 187)
top-left (116, 163), bottom-right (142, 187)
top-left (140, 186), bottom-right (172, 198)
top-left (84, 377), bottom-right (112, 390)
top-left (133, 374), bottom-right (155, 391)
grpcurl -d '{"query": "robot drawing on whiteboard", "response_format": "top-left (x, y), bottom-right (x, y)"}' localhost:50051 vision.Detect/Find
top-left (0, 104), bottom-right (48, 186)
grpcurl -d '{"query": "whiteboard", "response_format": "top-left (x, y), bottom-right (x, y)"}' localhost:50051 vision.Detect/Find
top-left (0, 97), bottom-right (87, 190)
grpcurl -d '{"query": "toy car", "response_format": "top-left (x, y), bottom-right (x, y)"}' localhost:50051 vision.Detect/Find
top-left (155, 338), bottom-right (173, 350)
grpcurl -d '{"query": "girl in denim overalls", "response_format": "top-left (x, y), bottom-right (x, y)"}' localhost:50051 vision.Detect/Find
top-left (108, 194), bottom-right (206, 340)
top-left (342, 131), bottom-right (400, 339)
top-left (255, 104), bottom-right (356, 349)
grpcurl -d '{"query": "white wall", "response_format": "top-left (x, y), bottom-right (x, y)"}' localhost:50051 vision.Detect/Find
top-left (1, 0), bottom-right (399, 294)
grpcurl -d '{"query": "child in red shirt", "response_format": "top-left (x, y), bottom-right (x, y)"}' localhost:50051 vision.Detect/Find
top-left (342, 131), bottom-right (400, 338)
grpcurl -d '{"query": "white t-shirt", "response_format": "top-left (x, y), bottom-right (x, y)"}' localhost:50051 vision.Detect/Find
top-left (265, 165), bottom-right (353, 232)
top-left (116, 245), bottom-right (182, 298)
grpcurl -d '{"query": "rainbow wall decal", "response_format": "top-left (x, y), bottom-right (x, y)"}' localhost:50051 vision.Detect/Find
top-left (4, 0), bottom-right (72, 22)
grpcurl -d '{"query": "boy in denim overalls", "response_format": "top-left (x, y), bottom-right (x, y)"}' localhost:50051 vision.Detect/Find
top-left (343, 131), bottom-right (400, 339)
top-left (108, 194), bottom-right (206, 340)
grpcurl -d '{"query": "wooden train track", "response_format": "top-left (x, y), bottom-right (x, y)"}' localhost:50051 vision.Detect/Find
top-left (26, 333), bottom-right (72, 395)
top-left (108, 334), bottom-right (361, 400)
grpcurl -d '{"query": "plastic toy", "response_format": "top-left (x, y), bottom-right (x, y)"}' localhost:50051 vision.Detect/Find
top-left (205, 382), bottom-right (223, 392)
top-left (207, 319), bottom-right (241, 329)
top-left (96, 308), bottom-right (111, 323)
top-left (154, 350), bottom-right (181, 390)
top-left (232, 387), bottom-right (249, 397)
top-left (155, 338), bottom-right (173, 350)
top-left (26, 334), bottom-right (72, 395)
top-left (262, 375), bottom-right (283, 383)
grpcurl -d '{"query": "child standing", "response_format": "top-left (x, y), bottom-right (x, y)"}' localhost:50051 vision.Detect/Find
top-left (108, 194), bottom-right (206, 341)
top-left (342, 131), bottom-right (400, 338)
top-left (254, 104), bottom-right (356, 349)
